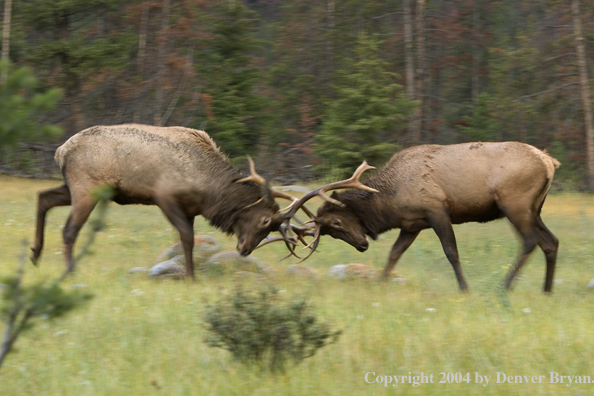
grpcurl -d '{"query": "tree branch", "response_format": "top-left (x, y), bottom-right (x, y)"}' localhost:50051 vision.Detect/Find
top-left (518, 82), bottom-right (580, 101)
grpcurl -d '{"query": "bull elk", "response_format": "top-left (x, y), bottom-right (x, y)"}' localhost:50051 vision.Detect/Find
top-left (31, 124), bottom-right (300, 277)
top-left (287, 142), bottom-right (560, 292)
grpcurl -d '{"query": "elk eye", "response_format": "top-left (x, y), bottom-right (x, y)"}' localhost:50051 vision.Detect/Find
top-left (262, 218), bottom-right (270, 226)
top-left (332, 219), bottom-right (341, 227)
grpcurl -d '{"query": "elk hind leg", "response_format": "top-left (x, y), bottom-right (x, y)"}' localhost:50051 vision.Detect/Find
top-left (32, 184), bottom-right (71, 264)
top-left (382, 230), bottom-right (419, 280)
top-left (501, 208), bottom-right (539, 291)
top-left (63, 194), bottom-right (97, 272)
top-left (535, 216), bottom-right (558, 292)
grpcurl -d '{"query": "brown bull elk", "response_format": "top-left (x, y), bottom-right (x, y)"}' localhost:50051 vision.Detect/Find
top-left (287, 142), bottom-right (561, 292)
top-left (32, 124), bottom-right (300, 277)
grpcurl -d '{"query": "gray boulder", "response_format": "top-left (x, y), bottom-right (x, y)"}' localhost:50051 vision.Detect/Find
top-left (201, 251), bottom-right (273, 276)
top-left (148, 259), bottom-right (186, 279)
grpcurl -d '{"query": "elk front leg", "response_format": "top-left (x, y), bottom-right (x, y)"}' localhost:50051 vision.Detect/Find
top-left (382, 230), bottom-right (419, 280)
top-left (428, 212), bottom-right (469, 291)
top-left (32, 184), bottom-right (71, 264)
top-left (154, 195), bottom-right (195, 279)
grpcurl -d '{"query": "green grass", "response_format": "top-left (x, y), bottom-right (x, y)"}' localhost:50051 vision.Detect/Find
top-left (1, 176), bottom-right (594, 395)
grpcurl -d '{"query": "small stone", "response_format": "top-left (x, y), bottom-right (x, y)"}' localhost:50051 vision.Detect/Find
top-left (328, 263), bottom-right (378, 280)
top-left (286, 264), bottom-right (318, 278)
top-left (201, 252), bottom-right (269, 276)
top-left (148, 259), bottom-right (186, 279)
top-left (327, 264), bottom-right (347, 279)
top-left (391, 277), bottom-right (406, 283)
top-left (587, 278), bottom-right (594, 288)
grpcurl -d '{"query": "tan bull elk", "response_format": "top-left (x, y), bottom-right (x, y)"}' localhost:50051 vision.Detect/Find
top-left (287, 142), bottom-right (561, 292)
top-left (31, 124), bottom-right (300, 277)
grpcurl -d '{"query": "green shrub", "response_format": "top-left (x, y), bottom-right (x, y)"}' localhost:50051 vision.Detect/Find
top-left (203, 286), bottom-right (341, 373)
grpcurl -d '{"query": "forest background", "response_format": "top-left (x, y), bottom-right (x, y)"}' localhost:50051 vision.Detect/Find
top-left (1, 0), bottom-right (594, 190)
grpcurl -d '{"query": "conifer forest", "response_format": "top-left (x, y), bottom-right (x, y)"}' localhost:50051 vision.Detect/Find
top-left (1, 0), bottom-right (594, 189)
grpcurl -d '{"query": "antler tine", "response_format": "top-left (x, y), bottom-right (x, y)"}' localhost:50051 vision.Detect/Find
top-left (278, 223), bottom-right (302, 259)
top-left (297, 226), bottom-right (322, 263)
top-left (289, 223), bottom-right (316, 245)
top-left (255, 235), bottom-right (295, 249)
top-left (255, 224), bottom-right (315, 247)
top-left (318, 161), bottom-right (379, 196)
top-left (236, 155), bottom-right (267, 186)
top-left (272, 189), bottom-right (316, 219)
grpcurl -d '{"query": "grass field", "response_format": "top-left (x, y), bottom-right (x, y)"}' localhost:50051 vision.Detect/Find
top-left (1, 176), bottom-right (594, 395)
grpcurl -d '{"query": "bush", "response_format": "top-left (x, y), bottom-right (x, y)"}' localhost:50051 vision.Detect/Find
top-left (203, 286), bottom-right (341, 373)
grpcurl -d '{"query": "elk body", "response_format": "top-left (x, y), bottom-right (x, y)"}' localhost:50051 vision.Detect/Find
top-left (32, 124), bottom-right (292, 277)
top-left (290, 142), bottom-right (560, 292)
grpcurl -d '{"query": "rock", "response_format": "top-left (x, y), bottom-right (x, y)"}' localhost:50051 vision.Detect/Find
top-left (148, 259), bottom-right (186, 279)
top-left (156, 235), bottom-right (220, 264)
top-left (201, 252), bottom-right (271, 276)
top-left (328, 263), bottom-right (378, 280)
top-left (587, 278), bottom-right (594, 288)
top-left (286, 264), bottom-right (318, 278)
top-left (391, 277), bottom-right (407, 284)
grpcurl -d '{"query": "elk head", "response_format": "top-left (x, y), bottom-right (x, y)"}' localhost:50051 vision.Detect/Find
top-left (315, 196), bottom-right (371, 252)
top-left (278, 161), bottom-right (379, 261)
top-left (233, 156), bottom-right (312, 256)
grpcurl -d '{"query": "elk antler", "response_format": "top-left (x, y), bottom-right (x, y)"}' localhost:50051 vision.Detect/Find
top-left (236, 155), bottom-right (267, 185)
top-left (255, 223), bottom-right (318, 260)
top-left (282, 161), bottom-right (378, 220)
top-left (271, 189), bottom-right (315, 219)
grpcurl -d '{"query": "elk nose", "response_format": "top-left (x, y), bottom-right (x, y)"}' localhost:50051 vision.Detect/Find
top-left (356, 245), bottom-right (368, 252)
top-left (237, 240), bottom-right (252, 256)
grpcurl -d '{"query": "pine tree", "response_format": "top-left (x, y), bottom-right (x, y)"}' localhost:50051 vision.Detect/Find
top-left (0, 61), bottom-right (62, 148)
top-left (315, 34), bottom-right (416, 176)
top-left (193, 0), bottom-right (270, 158)
top-left (14, 0), bottom-right (135, 131)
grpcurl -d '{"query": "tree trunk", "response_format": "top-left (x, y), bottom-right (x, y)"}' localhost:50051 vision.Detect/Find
top-left (1, 0), bottom-right (12, 84)
top-left (154, 0), bottom-right (171, 126)
top-left (403, 0), bottom-right (416, 146)
top-left (410, 0), bottom-right (425, 145)
top-left (134, 1), bottom-right (149, 123)
top-left (326, 0), bottom-right (334, 68)
top-left (572, 0), bottom-right (594, 190)
top-left (471, 0), bottom-right (480, 105)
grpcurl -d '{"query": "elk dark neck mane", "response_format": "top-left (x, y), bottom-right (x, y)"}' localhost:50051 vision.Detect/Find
top-left (204, 182), bottom-right (276, 235)
top-left (333, 177), bottom-right (398, 239)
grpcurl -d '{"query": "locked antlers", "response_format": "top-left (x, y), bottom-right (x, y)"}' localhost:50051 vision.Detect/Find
top-left (261, 161), bottom-right (378, 261)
